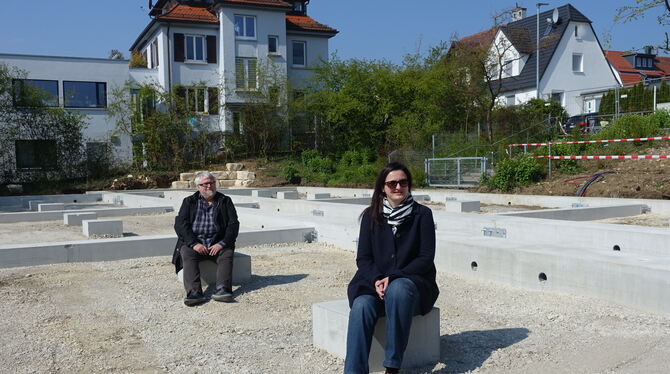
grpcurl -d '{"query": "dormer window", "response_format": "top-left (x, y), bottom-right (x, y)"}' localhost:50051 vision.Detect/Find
top-left (635, 56), bottom-right (654, 69)
top-left (293, 1), bottom-right (305, 15)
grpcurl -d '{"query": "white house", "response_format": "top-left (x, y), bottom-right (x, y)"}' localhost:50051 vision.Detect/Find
top-left (457, 3), bottom-right (619, 117)
top-left (0, 0), bottom-right (337, 177)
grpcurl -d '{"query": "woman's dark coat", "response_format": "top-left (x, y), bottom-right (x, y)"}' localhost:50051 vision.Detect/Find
top-left (347, 202), bottom-right (439, 315)
top-left (171, 191), bottom-right (239, 273)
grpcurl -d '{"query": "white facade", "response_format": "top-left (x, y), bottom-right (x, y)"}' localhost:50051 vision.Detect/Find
top-left (0, 1), bottom-right (336, 178)
top-left (539, 21), bottom-right (618, 116)
top-left (0, 53), bottom-right (134, 163)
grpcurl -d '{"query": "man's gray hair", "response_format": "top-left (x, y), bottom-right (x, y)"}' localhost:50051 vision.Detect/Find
top-left (194, 171), bottom-right (216, 185)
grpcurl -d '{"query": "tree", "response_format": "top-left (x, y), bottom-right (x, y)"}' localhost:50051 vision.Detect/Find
top-left (108, 49), bottom-right (125, 60)
top-left (0, 63), bottom-right (88, 183)
top-left (615, 0), bottom-right (670, 52)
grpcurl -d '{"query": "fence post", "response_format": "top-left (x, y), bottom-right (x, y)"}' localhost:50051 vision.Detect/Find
top-left (548, 144), bottom-right (552, 177)
top-left (654, 85), bottom-right (657, 112)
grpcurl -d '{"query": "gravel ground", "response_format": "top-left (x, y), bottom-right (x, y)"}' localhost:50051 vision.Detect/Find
top-left (2, 242), bottom-right (670, 373)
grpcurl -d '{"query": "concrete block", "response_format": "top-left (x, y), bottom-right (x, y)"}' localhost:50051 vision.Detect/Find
top-left (171, 181), bottom-right (191, 189)
top-left (83, 219), bottom-right (123, 237)
top-left (210, 171), bottom-right (228, 180)
top-left (277, 191), bottom-right (299, 200)
top-left (237, 171), bottom-right (256, 180)
top-left (179, 173), bottom-right (195, 182)
top-left (38, 203), bottom-right (65, 212)
top-left (252, 190), bottom-right (273, 198)
top-left (226, 163), bottom-right (244, 171)
top-left (29, 200), bottom-right (44, 211)
top-left (312, 300), bottom-right (440, 371)
top-left (307, 193), bottom-right (331, 200)
top-left (445, 200), bottom-right (481, 213)
top-left (64, 212), bottom-right (97, 226)
top-left (177, 252), bottom-right (252, 286)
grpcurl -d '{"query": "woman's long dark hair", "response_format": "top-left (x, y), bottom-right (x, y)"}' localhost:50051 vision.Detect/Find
top-left (362, 162), bottom-right (413, 226)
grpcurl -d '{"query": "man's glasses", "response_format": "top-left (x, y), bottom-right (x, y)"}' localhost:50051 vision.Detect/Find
top-left (384, 179), bottom-right (409, 188)
top-left (198, 181), bottom-right (216, 187)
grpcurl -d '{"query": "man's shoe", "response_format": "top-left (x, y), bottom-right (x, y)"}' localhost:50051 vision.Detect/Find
top-left (212, 287), bottom-right (234, 302)
top-left (184, 290), bottom-right (208, 306)
top-left (384, 368), bottom-right (399, 374)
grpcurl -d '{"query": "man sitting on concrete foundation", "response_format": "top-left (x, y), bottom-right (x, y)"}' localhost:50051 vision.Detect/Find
top-left (173, 171), bottom-right (240, 306)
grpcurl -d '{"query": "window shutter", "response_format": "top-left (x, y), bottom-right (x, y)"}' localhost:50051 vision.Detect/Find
top-left (249, 59), bottom-right (257, 89)
top-left (235, 58), bottom-right (244, 89)
top-left (174, 33), bottom-right (185, 62)
top-left (208, 87), bottom-right (219, 114)
top-left (206, 35), bottom-right (217, 64)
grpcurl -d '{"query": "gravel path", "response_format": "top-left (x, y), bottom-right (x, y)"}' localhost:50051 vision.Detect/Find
top-left (1, 242), bottom-right (670, 373)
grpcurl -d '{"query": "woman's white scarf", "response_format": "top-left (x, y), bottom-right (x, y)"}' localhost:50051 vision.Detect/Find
top-left (382, 194), bottom-right (414, 234)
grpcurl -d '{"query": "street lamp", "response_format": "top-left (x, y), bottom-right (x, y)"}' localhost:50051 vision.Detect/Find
top-left (536, 2), bottom-right (549, 100)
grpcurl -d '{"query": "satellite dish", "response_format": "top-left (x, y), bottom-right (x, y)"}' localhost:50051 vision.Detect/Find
top-left (552, 8), bottom-right (559, 24)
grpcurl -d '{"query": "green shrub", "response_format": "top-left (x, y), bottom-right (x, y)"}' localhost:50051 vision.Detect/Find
top-left (281, 164), bottom-right (300, 183)
top-left (409, 166), bottom-right (427, 188)
top-left (306, 156), bottom-right (334, 174)
top-left (301, 149), bottom-right (320, 166)
top-left (487, 154), bottom-right (542, 191)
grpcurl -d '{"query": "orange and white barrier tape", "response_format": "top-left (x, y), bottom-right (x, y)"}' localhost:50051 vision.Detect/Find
top-left (533, 155), bottom-right (670, 160)
top-left (509, 136), bottom-right (670, 147)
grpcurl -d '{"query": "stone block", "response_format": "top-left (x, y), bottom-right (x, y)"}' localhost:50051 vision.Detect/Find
top-left (445, 200), bottom-right (480, 213)
top-left (64, 212), bottom-right (97, 226)
top-left (171, 181), bottom-right (191, 189)
top-left (227, 171), bottom-right (237, 180)
top-left (7, 184), bottom-right (22, 193)
top-left (177, 252), bottom-right (252, 286)
top-left (83, 219), bottom-right (123, 237)
top-left (29, 200), bottom-right (44, 211)
top-left (251, 190), bottom-right (273, 198)
top-left (312, 300), bottom-right (440, 371)
top-left (237, 171), bottom-right (256, 180)
top-left (307, 192), bottom-right (331, 200)
top-left (234, 180), bottom-right (254, 187)
top-left (226, 163), bottom-right (244, 171)
top-left (218, 180), bottom-right (237, 188)
top-left (210, 171), bottom-right (227, 180)
top-left (276, 191), bottom-right (298, 200)
top-left (38, 203), bottom-right (65, 212)
top-left (179, 172), bottom-right (195, 182)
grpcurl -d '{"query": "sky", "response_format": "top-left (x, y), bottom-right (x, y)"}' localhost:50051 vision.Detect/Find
top-left (0, 0), bottom-right (667, 64)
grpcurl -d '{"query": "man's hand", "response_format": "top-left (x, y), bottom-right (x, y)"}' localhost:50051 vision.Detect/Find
top-left (193, 243), bottom-right (208, 255)
top-left (375, 277), bottom-right (389, 300)
top-left (208, 243), bottom-right (224, 256)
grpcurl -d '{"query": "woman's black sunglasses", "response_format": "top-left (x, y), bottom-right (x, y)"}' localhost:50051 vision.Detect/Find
top-left (384, 179), bottom-right (409, 188)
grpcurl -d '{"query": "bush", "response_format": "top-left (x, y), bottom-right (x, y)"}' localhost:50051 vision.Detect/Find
top-left (301, 149), bottom-right (320, 166)
top-left (487, 154), bottom-right (542, 191)
top-left (306, 156), bottom-right (334, 174)
top-left (409, 166), bottom-right (427, 188)
top-left (281, 164), bottom-right (300, 184)
top-left (129, 51), bottom-right (147, 68)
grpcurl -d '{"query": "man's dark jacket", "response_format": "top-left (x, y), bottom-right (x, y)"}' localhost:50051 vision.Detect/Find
top-left (347, 202), bottom-right (439, 315)
top-left (172, 191), bottom-right (240, 273)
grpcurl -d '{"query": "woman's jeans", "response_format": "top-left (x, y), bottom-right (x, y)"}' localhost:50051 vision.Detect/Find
top-left (344, 278), bottom-right (421, 373)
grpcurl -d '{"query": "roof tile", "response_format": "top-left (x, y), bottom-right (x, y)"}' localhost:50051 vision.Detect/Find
top-left (286, 15), bottom-right (338, 33)
top-left (605, 50), bottom-right (670, 86)
top-left (157, 4), bottom-right (218, 23)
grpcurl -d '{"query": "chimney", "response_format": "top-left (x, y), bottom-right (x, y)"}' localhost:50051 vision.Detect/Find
top-left (644, 46), bottom-right (655, 55)
top-left (511, 5), bottom-right (527, 21)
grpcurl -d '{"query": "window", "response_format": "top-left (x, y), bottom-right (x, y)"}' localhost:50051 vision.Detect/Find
top-left (176, 87), bottom-right (218, 114)
top-left (636, 56), bottom-right (653, 69)
top-left (12, 79), bottom-right (59, 107)
top-left (236, 57), bottom-right (257, 90)
top-left (150, 39), bottom-right (159, 68)
top-left (185, 35), bottom-right (205, 62)
top-left (551, 92), bottom-right (563, 104)
top-left (232, 111), bottom-right (244, 134)
top-left (293, 2), bottom-right (304, 13)
top-left (63, 81), bottom-right (106, 108)
top-left (574, 25), bottom-right (579, 38)
top-left (572, 53), bottom-right (583, 73)
top-left (234, 15), bottom-right (256, 39)
top-left (268, 35), bottom-right (278, 54)
top-left (502, 59), bottom-right (513, 77)
top-left (505, 95), bottom-right (515, 106)
top-left (15, 140), bottom-right (57, 169)
top-left (292, 41), bottom-right (306, 67)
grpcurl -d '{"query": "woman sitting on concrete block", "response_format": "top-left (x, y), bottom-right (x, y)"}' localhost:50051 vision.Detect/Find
top-left (345, 162), bottom-right (439, 374)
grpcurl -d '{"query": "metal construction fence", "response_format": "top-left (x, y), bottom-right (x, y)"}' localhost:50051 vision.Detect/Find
top-left (424, 157), bottom-right (490, 188)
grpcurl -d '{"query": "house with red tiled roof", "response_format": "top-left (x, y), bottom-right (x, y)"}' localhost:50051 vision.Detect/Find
top-left (605, 47), bottom-right (670, 87)
top-left (453, 3), bottom-right (619, 117)
top-left (0, 0), bottom-right (337, 173)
